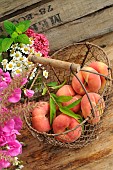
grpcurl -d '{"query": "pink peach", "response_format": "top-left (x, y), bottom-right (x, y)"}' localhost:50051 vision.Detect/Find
top-left (81, 92), bottom-right (105, 124)
top-left (32, 101), bottom-right (51, 132)
top-left (89, 61), bottom-right (108, 90)
top-left (62, 95), bottom-right (82, 113)
top-left (56, 85), bottom-right (75, 97)
top-left (72, 66), bottom-right (101, 95)
top-left (52, 114), bottom-right (82, 143)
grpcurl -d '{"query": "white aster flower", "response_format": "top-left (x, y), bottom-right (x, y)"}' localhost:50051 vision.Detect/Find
top-left (13, 51), bottom-right (22, 60)
top-left (11, 43), bottom-right (18, 50)
top-left (29, 47), bottom-right (35, 54)
top-left (29, 38), bottom-right (34, 46)
top-left (1, 59), bottom-right (8, 65)
top-left (12, 68), bottom-right (22, 77)
top-left (6, 61), bottom-right (15, 70)
top-left (3, 65), bottom-right (7, 71)
top-left (15, 61), bottom-right (22, 68)
top-left (10, 49), bottom-right (16, 57)
top-left (43, 70), bottom-right (48, 79)
top-left (21, 45), bottom-right (30, 54)
top-left (35, 51), bottom-right (42, 57)
top-left (18, 56), bottom-right (27, 62)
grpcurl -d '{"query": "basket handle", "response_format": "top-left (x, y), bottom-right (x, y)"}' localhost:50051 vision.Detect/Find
top-left (28, 55), bottom-right (80, 72)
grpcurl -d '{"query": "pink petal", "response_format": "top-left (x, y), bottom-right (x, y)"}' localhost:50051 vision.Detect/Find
top-left (8, 88), bottom-right (21, 103)
top-left (24, 89), bottom-right (34, 98)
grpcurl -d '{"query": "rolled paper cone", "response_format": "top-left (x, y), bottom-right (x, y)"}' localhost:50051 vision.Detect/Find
top-left (28, 55), bottom-right (80, 72)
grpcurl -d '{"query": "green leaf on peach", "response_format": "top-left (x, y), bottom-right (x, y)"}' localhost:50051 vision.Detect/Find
top-left (47, 81), bottom-right (58, 87)
top-left (50, 97), bottom-right (56, 125)
top-left (50, 80), bottom-right (66, 90)
top-left (59, 107), bottom-right (83, 123)
top-left (56, 95), bottom-right (72, 102)
top-left (65, 98), bottom-right (82, 109)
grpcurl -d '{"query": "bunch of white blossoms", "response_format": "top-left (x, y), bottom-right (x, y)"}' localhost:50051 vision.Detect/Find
top-left (1, 37), bottom-right (48, 80)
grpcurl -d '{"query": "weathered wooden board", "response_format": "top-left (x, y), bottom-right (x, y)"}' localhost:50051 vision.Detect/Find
top-left (0, 0), bottom-right (42, 18)
top-left (1, 0), bottom-right (113, 51)
top-left (17, 34), bottom-right (113, 169)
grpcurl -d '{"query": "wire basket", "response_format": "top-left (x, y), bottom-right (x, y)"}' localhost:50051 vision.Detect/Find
top-left (24, 42), bottom-right (112, 149)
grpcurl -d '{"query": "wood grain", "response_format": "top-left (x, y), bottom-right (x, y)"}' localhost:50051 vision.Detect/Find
top-left (16, 35), bottom-right (113, 170)
top-left (1, 0), bottom-right (113, 51)
top-left (0, 0), bottom-right (42, 18)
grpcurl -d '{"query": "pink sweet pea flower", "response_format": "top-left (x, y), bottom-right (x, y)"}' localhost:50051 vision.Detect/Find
top-left (8, 88), bottom-right (21, 103)
top-left (21, 78), bottom-right (28, 86)
top-left (7, 140), bottom-right (22, 157)
top-left (13, 117), bottom-right (23, 131)
top-left (24, 89), bottom-right (34, 98)
top-left (0, 158), bottom-right (10, 170)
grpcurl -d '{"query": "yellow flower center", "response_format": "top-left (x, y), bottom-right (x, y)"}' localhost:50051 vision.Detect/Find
top-left (9, 64), bottom-right (13, 68)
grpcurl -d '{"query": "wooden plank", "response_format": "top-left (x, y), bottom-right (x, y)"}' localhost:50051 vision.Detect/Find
top-left (1, 0), bottom-right (113, 52)
top-left (0, 0), bottom-right (42, 18)
top-left (17, 36), bottom-right (113, 170)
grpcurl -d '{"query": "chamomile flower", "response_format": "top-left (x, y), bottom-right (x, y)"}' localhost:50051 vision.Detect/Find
top-left (20, 45), bottom-right (30, 54)
top-left (14, 51), bottom-right (22, 60)
top-left (10, 49), bottom-right (16, 57)
top-left (43, 70), bottom-right (48, 79)
top-left (3, 64), bottom-right (7, 71)
top-left (35, 51), bottom-right (42, 57)
top-left (15, 61), bottom-right (22, 68)
top-left (1, 59), bottom-right (8, 65)
top-left (6, 61), bottom-right (15, 70)
top-left (18, 56), bottom-right (27, 62)
top-left (11, 43), bottom-right (18, 50)
top-left (29, 47), bottom-right (35, 54)
top-left (12, 68), bottom-right (22, 77)
top-left (29, 37), bottom-right (34, 46)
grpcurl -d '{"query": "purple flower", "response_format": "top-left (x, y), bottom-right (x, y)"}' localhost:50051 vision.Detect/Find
top-left (21, 78), bottom-right (28, 86)
top-left (0, 81), bottom-right (8, 92)
top-left (7, 140), bottom-right (22, 157)
top-left (13, 117), bottom-right (23, 131)
top-left (2, 72), bottom-right (12, 84)
top-left (24, 89), bottom-right (34, 98)
top-left (0, 158), bottom-right (10, 170)
top-left (8, 88), bottom-right (21, 103)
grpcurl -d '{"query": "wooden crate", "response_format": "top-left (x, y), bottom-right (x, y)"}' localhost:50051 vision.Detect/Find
top-left (0, 0), bottom-right (113, 52)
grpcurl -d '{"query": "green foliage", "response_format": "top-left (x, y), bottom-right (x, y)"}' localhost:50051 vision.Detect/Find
top-left (0, 20), bottom-right (31, 53)
top-left (50, 97), bottom-right (56, 125)
top-left (43, 80), bottom-right (83, 125)
top-left (4, 20), bottom-right (16, 35)
top-left (16, 34), bottom-right (29, 44)
top-left (2, 38), bottom-right (13, 52)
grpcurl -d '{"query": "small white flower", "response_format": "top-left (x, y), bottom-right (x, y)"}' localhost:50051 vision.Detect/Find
top-left (29, 38), bottom-right (34, 46)
top-left (11, 43), bottom-right (18, 50)
top-left (12, 68), bottom-right (22, 77)
top-left (15, 61), bottom-right (22, 68)
top-left (43, 70), bottom-right (48, 79)
top-left (3, 64), bottom-right (7, 71)
top-left (6, 61), bottom-right (15, 70)
top-left (29, 47), bottom-right (35, 54)
top-left (1, 59), bottom-right (8, 65)
top-left (19, 165), bottom-right (24, 169)
top-left (35, 51), bottom-right (42, 57)
top-left (13, 51), bottom-right (22, 60)
top-left (21, 45), bottom-right (30, 54)
top-left (10, 49), bottom-right (16, 57)
top-left (13, 157), bottom-right (19, 166)
top-left (18, 56), bottom-right (27, 62)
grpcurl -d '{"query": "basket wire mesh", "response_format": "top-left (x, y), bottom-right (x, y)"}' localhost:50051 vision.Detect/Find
top-left (24, 42), bottom-right (112, 149)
